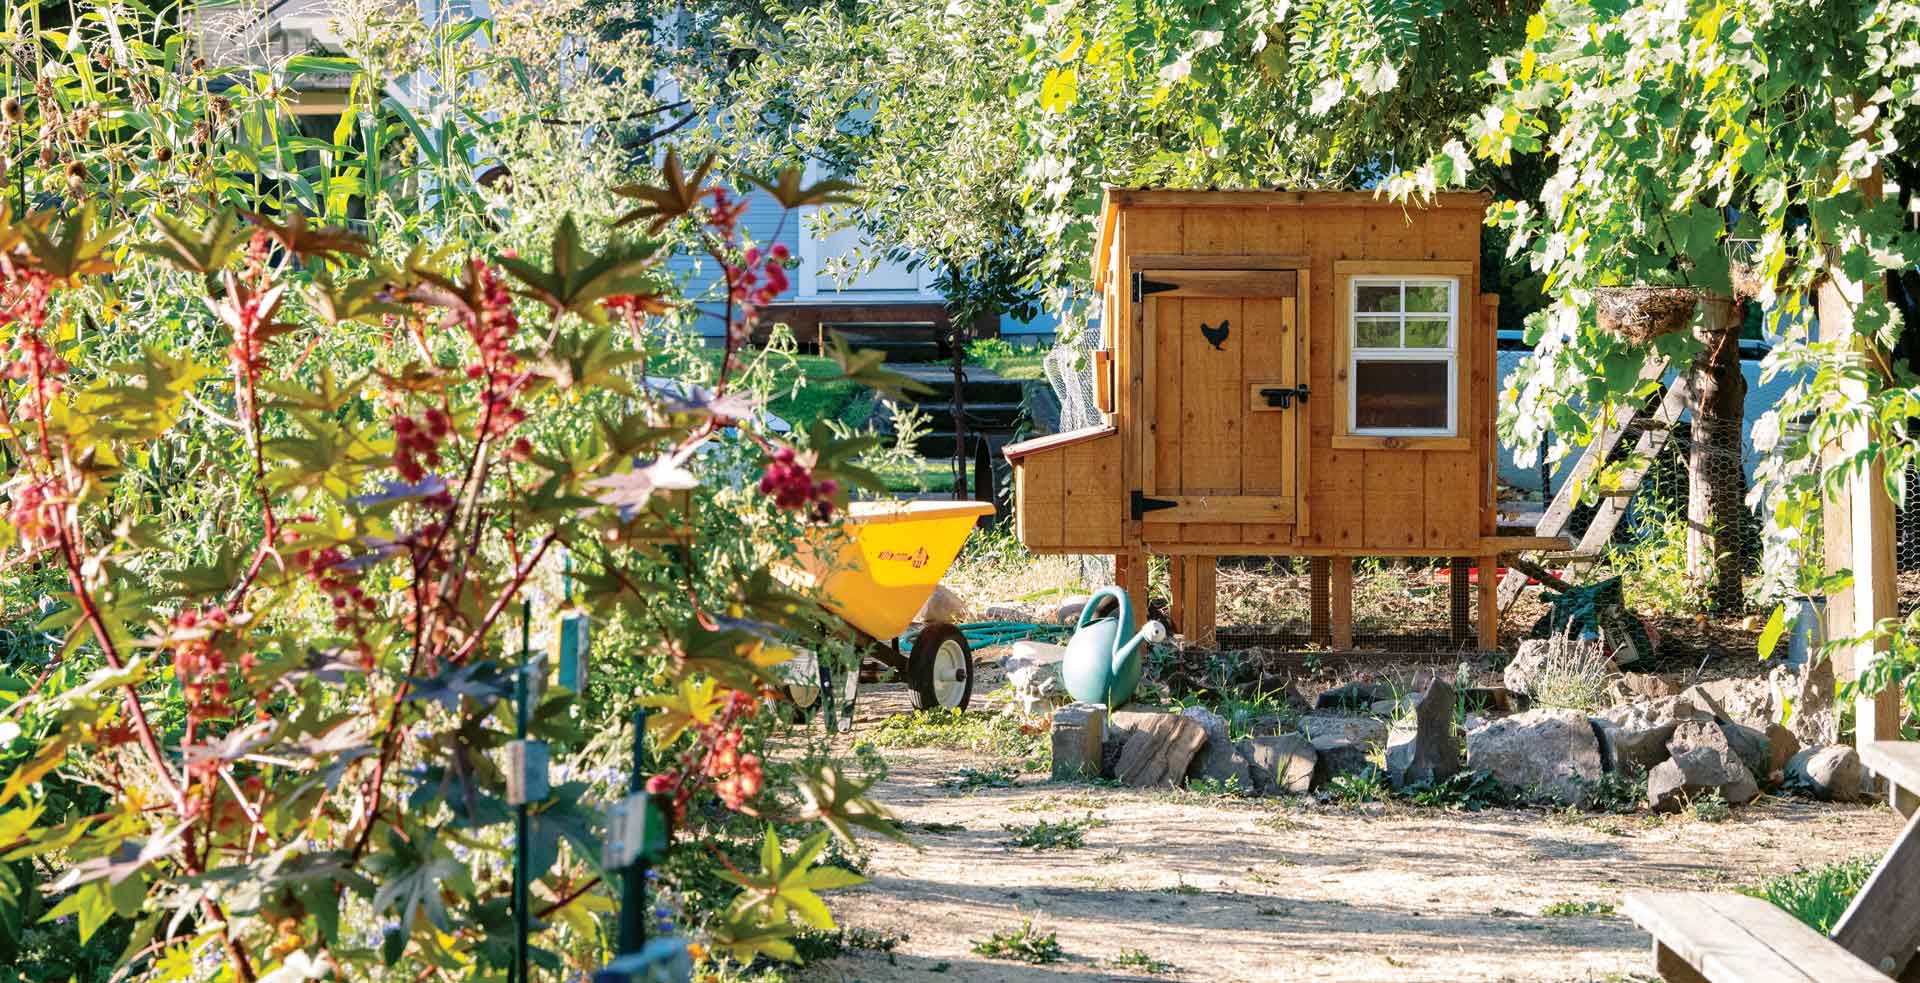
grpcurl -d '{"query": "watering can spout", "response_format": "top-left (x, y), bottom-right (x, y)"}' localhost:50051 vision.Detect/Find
top-left (1059, 586), bottom-right (1167, 709)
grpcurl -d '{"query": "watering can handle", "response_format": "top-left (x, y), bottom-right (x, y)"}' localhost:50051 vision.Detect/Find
top-left (1076, 585), bottom-right (1132, 632)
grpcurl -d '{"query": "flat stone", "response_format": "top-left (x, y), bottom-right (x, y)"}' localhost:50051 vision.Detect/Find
top-left (1649, 720), bottom-right (1760, 810)
top-left (1113, 713), bottom-right (1208, 788)
top-left (1181, 707), bottom-right (1251, 790)
top-left (1718, 721), bottom-right (1772, 779)
top-left (1682, 677), bottom-right (1777, 730)
top-left (1315, 682), bottom-right (1390, 711)
top-left (1764, 722), bottom-right (1801, 781)
top-left (1239, 735), bottom-right (1316, 795)
top-left (1050, 703), bottom-right (1106, 781)
top-left (1300, 712), bottom-right (1389, 784)
top-left (1465, 708), bottom-right (1604, 807)
top-left (1787, 745), bottom-right (1862, 802)
top-left (1053, 595), bottom-right (1091, 626)
top-left (1611, 672), bottom-right (1684, 702)
top-left (1502, 639), bottom-right (1554, 697)
top-left (1387, 679), bottom-right (1460, 790)
top-left (915, 584), bottom-right (969, 624)
top-left (1772, 663), bottom-right (1838, 747)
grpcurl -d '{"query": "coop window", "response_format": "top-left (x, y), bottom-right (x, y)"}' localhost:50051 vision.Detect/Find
top-left (1348, 277), bottom-right (1458, 436)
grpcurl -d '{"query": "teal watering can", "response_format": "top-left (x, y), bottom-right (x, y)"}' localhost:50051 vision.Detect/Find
top-left (1061, 586), bottom-right (1168, 708)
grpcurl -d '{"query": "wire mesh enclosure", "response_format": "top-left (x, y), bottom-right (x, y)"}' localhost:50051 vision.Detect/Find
top-left (1205, 556), bottom-right (1491, 658)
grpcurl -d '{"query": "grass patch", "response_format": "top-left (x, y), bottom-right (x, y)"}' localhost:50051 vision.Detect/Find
top-left (1540, 899), bottom-right (1617, 917)
top-left (1320, 768), bottom-right (1391, 807)
top-left (866, 708), bottom-right (1049, 763)
top-left (1108, 948), bottom-right (1176, 975)
top-left (1003, 816), bottom-right (1100, 851)
top-left (970, 920), bottom-right (1064, 964)
top-left (1682, 790), bottom-right (1732, 823)
top-left (1523, 635), bottom-right (1615, 712)
top-left (965, 338), bottom-right (1050, 380)
top-left (1737, 856), bottom-right (1877, 933)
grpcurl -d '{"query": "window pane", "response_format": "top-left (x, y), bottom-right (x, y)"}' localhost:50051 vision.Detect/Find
top-left (1355, 318), bottom-right (1400, 348)
top-left (1354, 360), bottom-right (1450, 431)
top-left (1355, 284), bottom-right (1400, 313)
top-left (1405, 283), bottom-right (1451, 313)
top-left (1404, 317), bottom-right (1451, 349)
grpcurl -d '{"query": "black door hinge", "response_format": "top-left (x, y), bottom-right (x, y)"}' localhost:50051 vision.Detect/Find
top-left (1131, 490), bottom-right (1177, 519)
top-left (1258, 384), bottom-right (1312, 409)
top-left (1132, 271), bottom-right (1177, 303)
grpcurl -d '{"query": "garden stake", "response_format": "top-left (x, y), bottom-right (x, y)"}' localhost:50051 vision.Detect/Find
top-left (515, 599), bottom-right (532, 983)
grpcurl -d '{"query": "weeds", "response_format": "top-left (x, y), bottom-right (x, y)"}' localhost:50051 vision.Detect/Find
top-left (1682, 791), bottom-right (1732, 823)
top-left (867, 708), bottom-right (1050, 764)
top-left (1540, 899), bottom-right (1617, 917)
top-left (1587, 767), bottom-right (1650, 814)
top-left (1402, 770), bottom-right (1508, 810)
top-left (1109, 949), bottom-right (1177, 975)
top-left (1003, 816), bottom-right (1101, 850)
top-left (940, 766), bottom-right (1019, 791)
top-left (1737, 856), bottom-right (1878, 933)
top-left (971, 921), bottom-right (1064, 964)
top-left (792, 925), bottom-right (907, 962)
top-left (1321, 768), bottom-right (1391, 807)
top-left (1158, 878), bottom-right (1203, 895)
top-left (1187, 775), bottom-right (1251, 797)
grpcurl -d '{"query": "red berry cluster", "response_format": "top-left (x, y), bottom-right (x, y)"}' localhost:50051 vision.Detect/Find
top-left (391, 408), bottom-right (452, 484)
top-left (462, 260), bottom-right (528, 439)
top-left (226, 232), bottom-right (273, 384)
top-left (720, 243), bottom-right (791, 344)
top-left (645, 690), bottom-right (765, 820)
top-left (759, 446), bottom-right (838, 521)
top-left (286, 515), bottom-right (376, 660)
top-left (1, 269), bottom-right (65, 418)
top-left (6, 477), bottom-right (62, 549)
top-left (704, 187), bottom-right (747, 238)
top-left (170, 605), bottom-right (239, 728)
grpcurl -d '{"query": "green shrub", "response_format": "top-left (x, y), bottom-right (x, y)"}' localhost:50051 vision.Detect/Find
top-left (970, 920), bottom-right (1064, 963)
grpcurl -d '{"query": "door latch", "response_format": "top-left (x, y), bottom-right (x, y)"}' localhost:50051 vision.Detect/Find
top-left (1131, 490), bottom-right (1177, 519)
top-left (1258, 384), bottom-right (1311, 409)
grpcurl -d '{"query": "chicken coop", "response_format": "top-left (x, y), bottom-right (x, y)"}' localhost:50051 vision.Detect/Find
top-left (1003, 189), bottom-right (1563, 649)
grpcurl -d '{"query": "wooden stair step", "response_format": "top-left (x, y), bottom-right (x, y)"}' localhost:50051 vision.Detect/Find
top-left (1624, 891), bottom-right (1886, 982)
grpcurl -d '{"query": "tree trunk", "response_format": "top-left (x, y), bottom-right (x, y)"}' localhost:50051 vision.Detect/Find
top-left (1687, 296), bottom-right (1746, 612)
top-left (949, 320), bottom-right (968, 497)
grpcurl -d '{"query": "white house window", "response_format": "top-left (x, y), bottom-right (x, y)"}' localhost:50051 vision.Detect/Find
top-left (1348, 277), bottom-right (1457, 436)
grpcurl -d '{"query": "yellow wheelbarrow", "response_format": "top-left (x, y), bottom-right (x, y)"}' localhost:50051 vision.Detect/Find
top-left (784, 500), bottom-right (994, 726)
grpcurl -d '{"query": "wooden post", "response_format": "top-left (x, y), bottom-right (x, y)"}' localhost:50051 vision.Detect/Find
top-left (1172, 556), bottom-right (1217, 647)
top-left (1448, 558), bottom-right (1472, 646)
top-left (1686, 295), bottom-right (1747, 613)
top-left (1819, 258), bottom-right (1902, 774)
top-left (1330, 556), bottom-right (1354, 650)
top-left (1168, 556), bottom-right (1187, 636)
top-left (1114, 552), bottom-right (1148, 632)
top-left (1309, 557), bottom-right (1331, 646)
top-left (1477, 554), bottom-right (1500, 652)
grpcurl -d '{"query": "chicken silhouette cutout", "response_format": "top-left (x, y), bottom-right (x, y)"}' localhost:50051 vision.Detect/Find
top-left (1200, 319), bottom-right (1230, 351)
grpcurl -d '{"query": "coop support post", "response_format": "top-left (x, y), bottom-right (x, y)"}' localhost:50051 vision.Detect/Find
top-left (1329, 556), bottom-right (1354, 650)
top-left (1309, 557), bottom-right (1331, 646)
top-left (1477, 554), bottom-right (1500, 652)
top-left (1686, 295), bottom-right (1747, 613)
top-left (1819, 253), bottom-right (1903, 789)
top-left (1113, 552), bottom-right (1148, 631)
top-left (1172, 556), bottom-right (1216, 647)
top-left (1448, 558), bottom-right (1472, 646)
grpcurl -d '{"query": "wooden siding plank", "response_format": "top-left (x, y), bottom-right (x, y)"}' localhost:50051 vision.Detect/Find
top-left (1138, 269), bottom-right (1297, 297)
top-left (1061, 434), bottom-right (1121, 549)
top-left (1362, 450), bottom-right (1424, 550)
top-left (1147, 295), bottom-right (1183, 545)
top-left (1015, 454), bottom-right (1064, 550)
top-left (1241, 293), bottom-right (1297, 549)
top-left (1423, 451), bottom-right (1480, 550)
top-left (1311, 208), bottom-right (1368, 548)
top-left (1127, 208), bottom-right (1185, 548)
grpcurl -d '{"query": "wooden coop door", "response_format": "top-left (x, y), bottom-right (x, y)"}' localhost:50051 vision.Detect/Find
top-left (1137, 269), bottom-right (1302, 545)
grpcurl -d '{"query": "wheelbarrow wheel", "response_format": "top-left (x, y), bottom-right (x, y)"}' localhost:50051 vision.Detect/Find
top-left (907, 623), bottom-right (973, 710)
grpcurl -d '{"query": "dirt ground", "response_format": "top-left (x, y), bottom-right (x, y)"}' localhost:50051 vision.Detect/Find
top-left (797, 686), bottom-right (1903, 983)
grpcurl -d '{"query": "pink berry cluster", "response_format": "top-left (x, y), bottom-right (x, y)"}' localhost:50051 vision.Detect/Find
top-left (2, 269), bottom-right (64, 417)
top-left (758, 446), bottom-right (837, 521)
top-left (6, 477), bottom-right (63, 549)
top-left (391, 407), bottom-right (452, 484)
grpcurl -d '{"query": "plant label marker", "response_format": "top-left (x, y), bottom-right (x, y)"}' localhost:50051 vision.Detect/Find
top-left (557, 609), bottom-right (591, 691)
top-left (505, 739), bottom-right (550, 805)
top-left (603, 791), bottom-right (658, 868)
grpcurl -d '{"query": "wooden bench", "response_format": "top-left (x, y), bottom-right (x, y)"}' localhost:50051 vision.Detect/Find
top-left (1628, 739), bottom-right (1920, 981)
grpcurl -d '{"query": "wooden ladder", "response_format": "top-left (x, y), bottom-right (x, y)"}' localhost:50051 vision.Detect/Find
top-left (1496, 358), bottom-right (1688, 615)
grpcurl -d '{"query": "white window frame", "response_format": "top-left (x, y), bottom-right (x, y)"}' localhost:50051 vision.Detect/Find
top-left (1347, 276), bottom-right (1459, 438)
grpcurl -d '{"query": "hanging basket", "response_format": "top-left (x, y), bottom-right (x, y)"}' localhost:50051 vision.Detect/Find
top-left (1595, 286), bottom-right (1705, 343)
